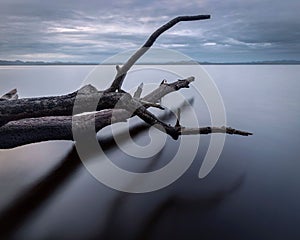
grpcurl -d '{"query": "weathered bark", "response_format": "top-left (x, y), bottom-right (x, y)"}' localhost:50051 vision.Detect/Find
top-left (0, 76), bottom-right (195, 126)
top-left (0, 85), bottom-right (124, 127)
top-left (0, 110), bottom-right (131, 149)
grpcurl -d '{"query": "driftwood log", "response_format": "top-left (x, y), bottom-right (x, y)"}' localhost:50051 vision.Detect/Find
top-left (0, 14), bottom-right (252, 149)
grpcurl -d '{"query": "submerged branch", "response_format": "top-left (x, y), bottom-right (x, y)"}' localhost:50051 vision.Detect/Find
top-left (0, 110), bottom-right (251, 149)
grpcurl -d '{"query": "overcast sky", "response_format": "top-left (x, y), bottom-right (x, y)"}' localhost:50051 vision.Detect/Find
top-left (0, 0), bottom-right (299, 62)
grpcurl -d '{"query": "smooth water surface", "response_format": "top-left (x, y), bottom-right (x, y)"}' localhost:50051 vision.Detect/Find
top-left (0, 65), bottom-right (299, 239)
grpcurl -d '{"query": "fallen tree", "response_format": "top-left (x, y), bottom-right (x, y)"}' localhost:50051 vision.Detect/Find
top-left (0, 14), bottom-right (252, 149)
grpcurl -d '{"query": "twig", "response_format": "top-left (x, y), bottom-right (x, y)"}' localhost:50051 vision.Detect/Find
top-left (133, 82), bottom-right (144, 98)
top-left (0, 88), bottom-right (18, 100)
top-left (175, 108), bottom-right (181, 127)
top-left (180, 126), bottom-right (253, 136)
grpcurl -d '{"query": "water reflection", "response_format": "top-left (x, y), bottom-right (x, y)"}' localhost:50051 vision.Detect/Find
top-left (1, 65), bottom-right (300, 239)
top-left (0, 98), bottom-right (188, 238)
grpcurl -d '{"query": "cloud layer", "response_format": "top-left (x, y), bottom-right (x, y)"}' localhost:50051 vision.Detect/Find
top-left (0, 0), bottom-right (299, 62)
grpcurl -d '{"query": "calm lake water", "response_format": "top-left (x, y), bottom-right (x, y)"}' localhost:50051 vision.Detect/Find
top-left (0, 65), bottom-right (299, 239)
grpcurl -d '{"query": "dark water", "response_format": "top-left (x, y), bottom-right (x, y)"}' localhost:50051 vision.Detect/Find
top-left (0, 65), bottom-right (299, 239)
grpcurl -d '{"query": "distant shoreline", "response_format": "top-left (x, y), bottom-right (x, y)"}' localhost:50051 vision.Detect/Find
top-left (0, 60), bottom-right (299, 66)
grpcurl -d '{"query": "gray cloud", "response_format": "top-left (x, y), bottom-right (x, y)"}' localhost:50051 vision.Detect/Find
top-left (0, 0), bottom-right (299, 62)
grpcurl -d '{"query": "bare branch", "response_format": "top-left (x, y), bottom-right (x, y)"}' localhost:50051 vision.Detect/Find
top-left (107, 15), bottom-right (210, 92)
top-left (142, 76), bottom-right (194, 102)
top-left (180, 126), bottom-right (253, 136)
top-left (127, 100), bottom-right (252, 140)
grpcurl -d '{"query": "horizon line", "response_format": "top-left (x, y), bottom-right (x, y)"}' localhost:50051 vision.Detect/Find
top-left (1, 59), bottom-right (300, 65)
